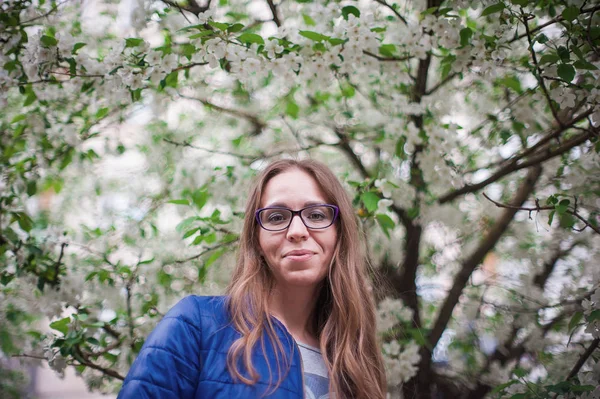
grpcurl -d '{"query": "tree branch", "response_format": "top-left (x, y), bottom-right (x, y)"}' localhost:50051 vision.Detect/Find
top-left (521, 8), bottom-right (562, 127)
top-left (75, 347), bottom-right (125, 380)
top-left (333, 127), bottom-right (371, 179)
top-left (563, 338), bottom-right (600, 381)
top-left (177, 93), bottom-right (265, 136)
top-left (265, 0), bottom-right (281, 27)
top-left (510, 5), bottom-right (600, 43)
top-left (483, 192), bottom-right (600, 235)
top-left (427, 165), bottom-right (542, 356)
top-left (425, 72), bottom-right (459, 96)
top-left (372, 0), bottom-right (408, 25)
top-left (21, 1), bottom-right (69, 24)
top-left (363, 50), bottom-right (411, 62)
top-left (438, 119), bottom-right (596, 204)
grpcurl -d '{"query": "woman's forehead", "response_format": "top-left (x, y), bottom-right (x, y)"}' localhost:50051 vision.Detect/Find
top-left (260, 169), bottom-right (327, 207)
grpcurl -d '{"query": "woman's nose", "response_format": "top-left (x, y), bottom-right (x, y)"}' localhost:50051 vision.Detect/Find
top-left (286, 214), bottom-right (308, 240)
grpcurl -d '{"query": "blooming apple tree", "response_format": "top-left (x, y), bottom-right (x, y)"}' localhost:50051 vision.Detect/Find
top-left (1, 0), bottom-right (599, 397)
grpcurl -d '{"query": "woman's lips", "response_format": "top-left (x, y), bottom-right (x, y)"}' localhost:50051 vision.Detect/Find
top-left (284, 250), bottom-right (315, 261)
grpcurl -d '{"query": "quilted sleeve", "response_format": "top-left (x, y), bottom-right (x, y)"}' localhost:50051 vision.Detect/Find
top-left (117, 296), bottom-right (203, 399)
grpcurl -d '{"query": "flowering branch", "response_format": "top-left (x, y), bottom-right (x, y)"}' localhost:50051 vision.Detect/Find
top-left (177, 93), bottom-right (266, 136)
top-left (439, 117), bottom-right (597, 204)
top-left (74, 346), bottom-right (125, 380)
top-left (427, 165), bottom-right (542, 362)
top-left (521, 9), bottom-right (562, 127)
top-left (510, 4), bottom-right (600, 44)
top-left (482, 193), bottom-right (600, 235)
top-left (21, 1), bottom-right (70, 24)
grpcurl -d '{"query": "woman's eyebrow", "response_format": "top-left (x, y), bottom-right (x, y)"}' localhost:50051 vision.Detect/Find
top-left (265, 200), bottom-right (326, 208)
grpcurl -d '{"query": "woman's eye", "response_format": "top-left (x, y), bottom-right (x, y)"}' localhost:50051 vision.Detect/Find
top-left (267, 213), bottom-right (287, 223)
top-left (307, 212), bottom-right (326, 220)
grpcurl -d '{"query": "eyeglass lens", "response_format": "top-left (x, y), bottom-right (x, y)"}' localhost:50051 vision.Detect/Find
top-left (259, 206), bottom-right (335, 230)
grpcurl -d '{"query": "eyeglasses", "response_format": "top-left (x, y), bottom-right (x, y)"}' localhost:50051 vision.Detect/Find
top-left (255, 204), bottom-right (339, 231)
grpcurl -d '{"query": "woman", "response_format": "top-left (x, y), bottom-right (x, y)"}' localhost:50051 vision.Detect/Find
top-left (118, 159), bottom-right (386, 398)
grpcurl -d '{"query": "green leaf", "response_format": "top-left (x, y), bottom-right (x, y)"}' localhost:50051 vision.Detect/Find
top-left (183, 227), bottom-right (200, 239)
top-left (168, 199), bottom-right (190, 205)
top-left (568, 311), bottom-right (583, 332)
top-left (204, 248), bottom-right (225, 268)
top-left (379, 44), bottom-right (396, 57)
top-left (11, 114), bottom-right (26, 124)
top-left (361, 191), bottom-right (380, 213)
top-left (557, 46), bottom-right (570, 61)
top-left (189, 31), bottom-right (215, 39)
top-left (178, 24), bottom-right (209, 32)
top-left (72, 43), bottom-right (86, 53)
top-left (340, 83), bottom-right (355, 98)
top-left (125, 38), bottom-right (144, 48)
top-left (40, 35), bottom-right (57, 46)
top-left (573, 60), bottom-right (598, 70)
top-left (227, 23), bottom-right (244, 33)
top-left (286, 101), bottom-right (299, 119)
top-left (165, 70), bottom-right (179, 88)
top-left (208, 21), bottom-right (228, 31)
top-left (176, 216), bottom-right (200, 233)
top-left (23, 92), bottom-right (37, 107)
top-left (421, 7), bottom-right (438, 16)
top-left (237, 33), bottom-right (264, 45)
top-left (459, 28), bottom-right (473, 46)
top-left (557, 64), bottom-right (575, 82)
top-left (555, 199), bottom-right (570, 214)
top-left (302, 14), bottom-right (316, 26)
top-left (510, 0), bottom-right (528, 6)
top-left (95, 107), bottom-right (109, 119)
top-left (513, 367), bottom-right (527, 378)
top-left (548, 210), bottom-right (556, 225)
top-left (15, 212), bottom-right (33, 232)
top-left (341, 6), bottom-right (360, 20)
top-left (561, 6), bottom-right (579, 22)
top-left (192, 189), bottom-right (209, 210)
top-left (498, 75), bottom-right (521, 93)
top-left (481, 3), bottom-right (505, 17)
top-left (376, 214), bottom-right (395, 238)
top-left (589, 309), bottom-right (600, 322)
top-left (50, 317), bottom-right (71, 335)
top-left (534, 34), bottom-right (548, 44)
top-left (328, 38), bottom-right (346, 46)
top-left (299, 30), bottom-right (329, 42)
top-left (539, 54), bottom-right (559, 64)
top-left (181, 43), bottom-right (196, 60)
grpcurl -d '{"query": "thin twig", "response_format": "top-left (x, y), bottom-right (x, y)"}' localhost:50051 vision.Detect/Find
top-left (171, 240), bottom-right (238, 264)
top-left (21, 1), bottom-right (69, 24)
top-left (510, 5), bottom-right (600, 43)
top-left (521, 8), bottom-right (562, 127)
top-left (482, 192), bottom-right (600, 235)
top-left (372, 0), bottom-right (408, 24)
top-left (177, 93), bottom-right (265, 135)
top-left (363, 50), bottom-right (411, 62)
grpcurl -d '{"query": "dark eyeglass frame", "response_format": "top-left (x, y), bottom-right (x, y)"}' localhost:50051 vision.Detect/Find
top-left (255, 204), bottom-right (340, 231)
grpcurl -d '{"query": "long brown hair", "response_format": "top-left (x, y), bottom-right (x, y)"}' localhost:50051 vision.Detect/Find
top-left (226, 159), bottom-right (386, 398)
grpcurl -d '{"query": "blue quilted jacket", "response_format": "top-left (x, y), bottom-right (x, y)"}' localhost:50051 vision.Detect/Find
top-left (117, 296), bottom-right (304, 398)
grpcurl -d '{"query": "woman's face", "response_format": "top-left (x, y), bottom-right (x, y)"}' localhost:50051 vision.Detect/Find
top-left (258, 168), bottom-right (337, 290)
